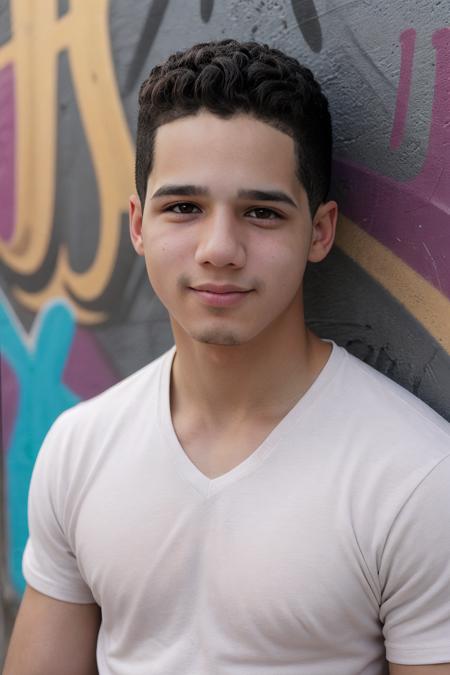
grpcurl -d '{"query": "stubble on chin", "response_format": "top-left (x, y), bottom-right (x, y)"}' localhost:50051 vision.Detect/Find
top-left (191, 328), bottom-right (242, 346)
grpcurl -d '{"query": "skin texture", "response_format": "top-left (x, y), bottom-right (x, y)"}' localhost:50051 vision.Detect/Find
top-left (131, 112), bottom-right (335, 350)
top-left (3, 585), bottom-right (101, 674)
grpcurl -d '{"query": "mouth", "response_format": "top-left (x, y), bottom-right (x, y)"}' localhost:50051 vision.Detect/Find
top-left (190, 283), bottom-right (251, 293)
top-left (188, 284), bottom-right (253, 308)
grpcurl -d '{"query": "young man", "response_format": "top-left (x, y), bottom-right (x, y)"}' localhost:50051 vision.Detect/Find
top-left (4, 40), bottom-right (450, 675)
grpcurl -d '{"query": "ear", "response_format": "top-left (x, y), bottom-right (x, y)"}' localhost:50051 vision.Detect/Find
top-left (307, 200), bottom-right (338, 263)
top-left (129, 194), bottom-right (144, 255)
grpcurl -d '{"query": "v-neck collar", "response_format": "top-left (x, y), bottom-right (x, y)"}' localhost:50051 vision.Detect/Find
top-left (158, 342), bottom-right (344, 498)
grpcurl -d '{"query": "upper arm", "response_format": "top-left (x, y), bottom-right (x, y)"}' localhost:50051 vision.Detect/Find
top-left (389, 664), bottom-right (450, 674)
top-left (3, 585), bottom-right (101, 675)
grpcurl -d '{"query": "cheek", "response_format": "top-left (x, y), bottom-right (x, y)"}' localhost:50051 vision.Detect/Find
top-left (254, 237), bottom-right (307, 289)
top-left (142, 228), bottom-right (195, 302)
top-left (144, 229), bottom-right (191, 272)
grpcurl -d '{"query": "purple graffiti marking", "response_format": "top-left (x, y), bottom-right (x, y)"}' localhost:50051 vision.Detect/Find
top-left (63, 328), bottom-right (118, 400)
top-left (390, 29), bottom-right (416, 149)
top-left (0, 63), bottom-right (15, 241)
top-left (1, 356), bottom-right (19, 453)
top-left (335, 28), bottom-right (450, 298)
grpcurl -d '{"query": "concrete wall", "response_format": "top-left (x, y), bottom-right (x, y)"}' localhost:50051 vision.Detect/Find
top-left (1, 0), bottom-right (449, 659)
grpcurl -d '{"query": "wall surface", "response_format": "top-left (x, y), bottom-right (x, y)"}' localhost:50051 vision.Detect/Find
top-left (1, 0), bottom-right (449, 660)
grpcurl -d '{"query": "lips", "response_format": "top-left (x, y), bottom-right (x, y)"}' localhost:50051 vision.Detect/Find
top-left (188, 283), bottom-right (253, 307)
top-left (190, 284), bottom-right (250, 293)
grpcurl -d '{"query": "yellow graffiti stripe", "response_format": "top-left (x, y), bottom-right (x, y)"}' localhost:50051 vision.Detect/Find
top-left (1, 0), bottom-right (134, 324)
top-left (336, 215), bottom-right (450, 354)
top-left (62, 0), bottom-right (134, 300)
top-left (0, 43), bottom-right (13, 67)
top-left (2, 0), bottom-right (57, 272)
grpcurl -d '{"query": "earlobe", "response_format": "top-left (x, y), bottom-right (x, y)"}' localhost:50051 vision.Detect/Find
top-left (129, 194), bottom-right (144, 255)
top-left (307, 200), bottom-right (338, 263)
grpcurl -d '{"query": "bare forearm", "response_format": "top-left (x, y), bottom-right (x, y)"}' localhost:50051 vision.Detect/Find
top-left (3, 586), bottom-right (101, 675)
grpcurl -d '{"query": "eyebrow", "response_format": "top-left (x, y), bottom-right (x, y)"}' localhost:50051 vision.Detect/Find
top-left (151, 184), bottom-right (298, 208)
top-left (237, 189), bottom-right (297, 209)
top-left (151, 185), bottom-right (208, 199)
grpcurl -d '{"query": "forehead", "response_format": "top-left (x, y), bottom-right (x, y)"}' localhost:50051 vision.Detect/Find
top-left (148, 111), bottom-right (300, 196)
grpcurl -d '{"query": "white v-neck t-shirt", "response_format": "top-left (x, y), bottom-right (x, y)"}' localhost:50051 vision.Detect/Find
top-left (23, 343), bottom-right (450, 674)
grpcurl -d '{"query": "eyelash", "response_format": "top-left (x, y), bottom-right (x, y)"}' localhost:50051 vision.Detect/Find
top-left (164, 202), bottom-right (201, 215)
top-left (163, 202), bottom-right (282, 221)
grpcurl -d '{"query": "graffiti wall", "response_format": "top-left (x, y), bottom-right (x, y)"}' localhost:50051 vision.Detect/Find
top-left (1, 0), bottom-right (449, 657)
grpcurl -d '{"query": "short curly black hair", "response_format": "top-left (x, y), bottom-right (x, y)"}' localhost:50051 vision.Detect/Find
top-left (136, 39), bottom-right (332, 216)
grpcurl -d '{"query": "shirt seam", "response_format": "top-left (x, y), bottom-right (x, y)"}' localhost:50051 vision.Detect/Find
top-left (379, 452), bottom-right (450, 567)
top-left (23, 567), bottom-right (95, 603)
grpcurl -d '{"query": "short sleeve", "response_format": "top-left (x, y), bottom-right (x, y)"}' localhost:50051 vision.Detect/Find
top-left (22, 414), bottom-right (96, 603)
top-left (380, 453), bottom-right (450, 664)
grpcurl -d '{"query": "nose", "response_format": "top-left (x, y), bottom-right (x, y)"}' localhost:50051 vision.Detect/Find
top-left (194, 209), bottom-right (246, 268)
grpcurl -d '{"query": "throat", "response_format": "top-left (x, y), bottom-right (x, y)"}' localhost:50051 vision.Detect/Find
top-left (171, 414), bottom-right (281, 480)
top-left (168, 332), bottom-right (333, 479)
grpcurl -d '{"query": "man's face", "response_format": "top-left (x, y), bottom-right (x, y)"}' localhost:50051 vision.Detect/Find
top-left (130, 111), bottom-right (336, 347)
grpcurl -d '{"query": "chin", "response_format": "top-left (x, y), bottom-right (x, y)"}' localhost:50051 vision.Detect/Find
top-left (191, 328), bottom-right (244, 346)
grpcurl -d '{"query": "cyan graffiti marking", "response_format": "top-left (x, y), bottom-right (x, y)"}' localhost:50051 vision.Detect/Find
top-left (1, 297), bottom-right (79, 594)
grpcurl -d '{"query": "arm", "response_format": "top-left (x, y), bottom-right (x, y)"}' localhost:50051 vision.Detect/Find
top-left (3, 585), bottom-right (101, 675)
top-left (389, 665), bottom-right (450, 674)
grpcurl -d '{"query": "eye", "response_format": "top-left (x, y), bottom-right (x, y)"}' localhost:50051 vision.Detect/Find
top-left (165, 202), bottom-right (201, 214)
top-left (246, 207), bottom-right (280, 220)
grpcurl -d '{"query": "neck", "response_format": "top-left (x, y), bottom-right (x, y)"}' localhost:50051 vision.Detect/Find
top-left (170, 304), bottom-right (331, 427)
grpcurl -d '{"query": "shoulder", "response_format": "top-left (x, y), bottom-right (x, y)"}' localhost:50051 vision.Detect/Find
top-left (319, 346), bottom-right (450, 579)
top-left (331, 344), bottom-right (449, 453)
top-left (58, 346), bottom-right (172, 429)
top-left (318, 344), bottom-right (450, 513)
top-left (36, 347), bottom-right (174, 475)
